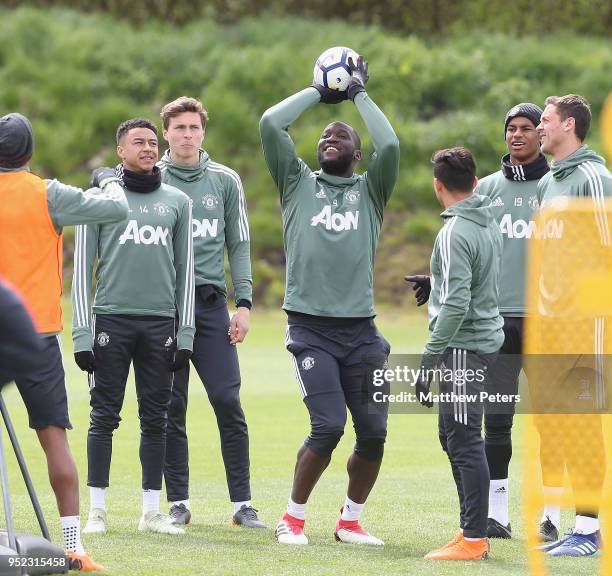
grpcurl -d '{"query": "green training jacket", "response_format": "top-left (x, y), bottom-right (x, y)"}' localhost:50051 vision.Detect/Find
top-left (259, 87), bottom-right (400, 317)
top-left (538, 145), bottom-right (612, 203)
top-left (71, 182), bottom-right (195, 352)
top-left (477, 161), bottom-right (546, 316)
top-left (425, 194), bottom-right (504, 360)
top-left (159, 150), bottom-right (252, 306)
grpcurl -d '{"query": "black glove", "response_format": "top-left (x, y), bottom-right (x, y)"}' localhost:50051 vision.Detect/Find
top-left (172, 349), bottom-right (192, 372)
top-left (347, 56), bottom-right (369, 101)
top-left (74, 351), bottom-right (96, 373)
top-left (91, 167), bottom-right (117, 188)
top-left (311, 83), bottom-right (347, 104)
top-left (415, 371), bottom-right (434, 408)
top-left (404, 275), bottom-right (431, 307)
top-left (416, 354), bottom-right (438, 408)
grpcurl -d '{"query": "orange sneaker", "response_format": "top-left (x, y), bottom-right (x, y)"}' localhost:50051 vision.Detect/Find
top-left (67, 551), bottom-right (105, 572)
top-left (438, 532), bottom-right (464, 550)
top-left (424, 537), bottom-right (489, 561)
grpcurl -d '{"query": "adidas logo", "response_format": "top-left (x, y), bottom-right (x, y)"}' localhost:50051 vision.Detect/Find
top-left (491, 197), bottom-right (504, 207)
top-left (165, 337), bottom-right (173, 348)
top-left (495, 487), bottom-right (506, 493)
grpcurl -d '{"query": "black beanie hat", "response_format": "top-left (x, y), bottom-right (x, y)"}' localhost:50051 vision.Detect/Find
top-left (0, 113), bottom-right (34, 166)
top-left (504, 103), bottom-right (543, 135)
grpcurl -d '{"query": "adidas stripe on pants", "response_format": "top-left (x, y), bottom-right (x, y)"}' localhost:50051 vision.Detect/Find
top-left (438, 347), bottom-right (498, 539)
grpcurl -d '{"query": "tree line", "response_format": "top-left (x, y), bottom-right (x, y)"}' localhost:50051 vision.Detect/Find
top-left (3, 0), bottom-right (612, 34)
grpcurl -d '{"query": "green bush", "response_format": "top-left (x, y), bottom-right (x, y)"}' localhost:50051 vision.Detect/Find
top-left (1, 8), bottom-right (610, 306)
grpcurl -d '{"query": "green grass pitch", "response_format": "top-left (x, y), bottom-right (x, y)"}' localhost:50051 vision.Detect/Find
top-left (1, 307), bottom-right (598, 575)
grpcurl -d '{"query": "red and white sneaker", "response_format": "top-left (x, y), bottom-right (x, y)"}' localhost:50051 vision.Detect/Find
top-left (275, 513), bottom-right (308, 545)
top-left (334, 517), bottom-right (384, 545)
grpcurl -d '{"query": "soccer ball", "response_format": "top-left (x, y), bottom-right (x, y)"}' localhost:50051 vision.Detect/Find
top-left (313, 47), bottom-right (360, 93)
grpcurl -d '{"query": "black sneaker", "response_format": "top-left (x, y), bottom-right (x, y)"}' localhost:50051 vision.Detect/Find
top-left (169, 503), bottom-right (192, 526)
top-left (537, 516), bottom-right (559, 543)
top-left (487, 517), bottom-right (512, 539)
top-left (232, 505), bottom-right (267, 529)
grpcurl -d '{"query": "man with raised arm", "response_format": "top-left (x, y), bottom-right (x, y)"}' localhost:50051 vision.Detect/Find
top-left (260, 56), bottom-right (399, 545)
top-left (0, 112), bottom-right (128, 571)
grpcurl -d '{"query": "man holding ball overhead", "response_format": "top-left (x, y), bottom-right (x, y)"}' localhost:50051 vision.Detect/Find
top-left (260, 50), bottom-right (399, 545)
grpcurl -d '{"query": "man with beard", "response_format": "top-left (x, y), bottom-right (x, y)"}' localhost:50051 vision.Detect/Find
top-left (533, 94), bottom-right (611, 557)
top-left (260, 56), bottom-right (399, 546)
top-left (72, 118), bottom-right (195, 536)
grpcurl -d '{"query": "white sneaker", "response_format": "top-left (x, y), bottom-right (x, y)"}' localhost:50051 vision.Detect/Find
top-left (334, 518), bottom-right (384, 545)
top-left (275, 513), bottom-right (308, 545)
top-left (82, 508), bottom-right (107, 534)
top-left (138, 511), bottom-right (185, 535)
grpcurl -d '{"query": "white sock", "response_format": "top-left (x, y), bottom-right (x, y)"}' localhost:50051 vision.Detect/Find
top-left (341, 496), bottom-right (364, 521)
top-left (60, 516), bottom-right (84, 554)
top-left (488, 479), bottom-right (509, 525)
top-left (233, 500), bottom-right (251, 514)
top-left (172, 499), bottom-right (190, 509)
top-left (541, 486), bottom-right (562, 529)
top-left (574, 515), bottom-right (599, 535)
top-left (89, 487), bottom-right (106, 511)
top-left (287, 498), bottom-right (306, 521)
top-left (464, 536), bottom-right (485, 542)
top-left (142, 489), bottom-right (161, 515)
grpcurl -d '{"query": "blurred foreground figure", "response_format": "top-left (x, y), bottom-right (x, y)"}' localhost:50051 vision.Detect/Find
top-left (0, 279), bottom-right (43, 387)
top-left (528, 94), bottom-right (612, 558)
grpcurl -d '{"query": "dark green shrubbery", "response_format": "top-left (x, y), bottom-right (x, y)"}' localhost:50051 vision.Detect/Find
top-left (0, 8), bottom-right (610, 306)
top-left (4, 0), bottom-right (611, 35)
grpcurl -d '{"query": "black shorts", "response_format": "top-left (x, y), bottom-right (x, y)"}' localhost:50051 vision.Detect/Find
top-left (285, 313), bottom-right (390, 447)
top-left (15, 334), bottom-right (71, 430)
top-left (285, 313), bottom-right (391, 398)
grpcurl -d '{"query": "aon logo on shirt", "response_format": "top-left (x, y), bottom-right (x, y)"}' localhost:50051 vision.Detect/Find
top-left (499, 213), bottom-right (563, 239)
top-left (193, 218), bottom-right (218, 238)
top-left (119, 220), bottom-right (170, 245)
top-left (311, 205), bottom-right (359, 231)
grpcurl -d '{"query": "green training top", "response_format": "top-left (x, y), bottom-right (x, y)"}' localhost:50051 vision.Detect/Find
top-left (72, 182), bottom-right (195, 352)
top-left (259, 87), bottom-right (400, 317)
top-left (158, 150), bottom-right (252, 306)
top-left (425, 194), bottom-right (504, 360)
top-left (538, 145), bottom-right (612, 204)
top-left (477, 170), bottom-right (543, 316)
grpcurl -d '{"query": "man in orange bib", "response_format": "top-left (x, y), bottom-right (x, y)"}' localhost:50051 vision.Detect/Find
top-left (0, 112), bottom-right (129, 571)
